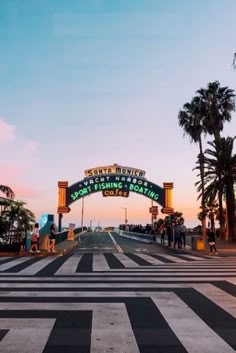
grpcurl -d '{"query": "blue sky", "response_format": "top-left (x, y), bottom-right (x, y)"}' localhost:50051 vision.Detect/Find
top-left (0, 0), bottom-right (236, 228)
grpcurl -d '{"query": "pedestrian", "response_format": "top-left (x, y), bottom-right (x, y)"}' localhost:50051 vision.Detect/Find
top-left (48, 224), bottom-right (57, 253)
top-left (166, 224), bottom-right (172, 247)
top-left (207, 228), bottom-right (218, 255)
top-left (179, 221), bottom-right (187, 248)
top-left (160, 225), bottom-right (165, 244)
top-left (173, 222), bottom-right (182, 249)
top-left (30, 223), bottom-right (40, 253)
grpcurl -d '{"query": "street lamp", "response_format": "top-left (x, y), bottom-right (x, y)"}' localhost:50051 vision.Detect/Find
top-left (122, 207), bottom-right (128, 225)
top-left (89, 219), bottom-right (95, 231)
top-left (81, 197), bottom-right (84, 231)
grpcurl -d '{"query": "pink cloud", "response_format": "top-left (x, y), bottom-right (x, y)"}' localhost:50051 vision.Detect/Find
top-left (0, 164), bottom-right (23, 183)
top-left (12, 184), bottom-right (40, 199)
top-left (0, 118), bottom-right (15, 143)
top-left (23, 140), bottom-right (40, 152)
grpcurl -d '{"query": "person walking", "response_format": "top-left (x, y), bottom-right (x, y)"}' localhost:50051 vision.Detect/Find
top-left (166, 223), bottom-right (172, 247)
top-left (48, 224), bottom-right (57, 253)
top-left (180, 221), bottom-right (187, 248)
top-left (160, 225), bottom-right (165, 244)
top-left (30, 223), bottom-right (40, 253)
top-left (207, 228), bottom-right (218, 255)
top-left (173, 222), bottom-right (182, 249)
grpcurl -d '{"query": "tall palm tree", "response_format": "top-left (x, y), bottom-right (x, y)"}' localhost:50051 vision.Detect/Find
top-left (178, 96), bottom-right (207, 246)
top-left (196, 81), bottom-right (235, 139)
top-left (196, 137), bottom-right (236, 241)
top-left (196, 81), bottom-right (236, 236)
top-left (0, 185), bottom-right (15, 199)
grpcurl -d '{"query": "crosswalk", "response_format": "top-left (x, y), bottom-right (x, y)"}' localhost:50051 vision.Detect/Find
top-left (0, 253), bottom-right (236, 352)
top-left (0, 251), bottom-right (227, 275)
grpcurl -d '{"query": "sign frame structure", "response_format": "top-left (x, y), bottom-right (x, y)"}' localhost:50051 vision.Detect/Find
top-left (57, 164), bottom-right (174, 230)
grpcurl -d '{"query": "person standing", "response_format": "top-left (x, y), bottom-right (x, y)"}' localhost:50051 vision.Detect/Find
top-left (173, 222), bottom-right (182, 249)
top-left (207, 228), bottom-right (218, 255)
top-left (160, 225), bottom-right (165, 244)
top-left (166, 223), bottom-right (172, 247)
top-left (180, 221), bottom-right (187, 248)
top-left (48, 224), bottom-right (57, 253)
top-left (30, 223), bottom-right (40, 253)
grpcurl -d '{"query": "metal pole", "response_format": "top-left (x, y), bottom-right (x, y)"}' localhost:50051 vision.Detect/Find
top-left (58, 213), bottom-right (63, 232)
top-left (81, 197), bottom-right (84, 231)
top-left (151, 200), bottom-right (154, 230)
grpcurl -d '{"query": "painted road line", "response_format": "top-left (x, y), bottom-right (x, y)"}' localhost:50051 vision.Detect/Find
top-left (108, 232), bottom-right (123, 253)
top-left (193, 283), bottom-right (236, 318)
top-left (157, 254), bottom-right (188, 263)
top-left (18, 257), bottom-right (57, 275)
top-left (0, 257), bottom-right (11, 263)
top-left (152, 292), bottom-right (236, 353)
top-left (0, 257), bottom-right (32, 271)
top-left (0, 318), bottom-right (55, 353)
top-left (90, 303), bottom-right (139, 353)
top-left (55, 254), bottom-right (83, 275)
top-left (136, 253), bottom-right (165, 265)
top-left (176, 254), bottom-right (210, 261)
top-left (112, 253), bottom-right (141, 267)
top-left (92, 253), bottom-right (110, 271)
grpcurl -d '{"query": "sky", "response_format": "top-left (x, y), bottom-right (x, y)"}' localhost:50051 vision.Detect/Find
top-left (0, 0), bottom-right (236, 229)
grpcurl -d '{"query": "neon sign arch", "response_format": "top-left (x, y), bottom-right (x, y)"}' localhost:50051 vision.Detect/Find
top-left (57, 164), bottom-right (174, 216)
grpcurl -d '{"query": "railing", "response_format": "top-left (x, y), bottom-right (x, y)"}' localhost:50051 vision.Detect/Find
top-left (0, 229), bottom-right (25, 252)
top-left (0, 227), bottom-right (87, 252)
top-left (55, 227), bottom-right (86, 244)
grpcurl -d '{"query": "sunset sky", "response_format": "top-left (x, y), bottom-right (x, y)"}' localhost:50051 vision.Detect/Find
top-left (1, 0), bottom-right (236, 228)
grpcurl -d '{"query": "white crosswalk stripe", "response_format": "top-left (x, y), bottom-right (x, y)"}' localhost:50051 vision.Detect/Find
top-left (112, 253), bottom-right (140, 267)
top-left (0, 257), bottom-right (31, 271)
top-left (55, 254), bottom-right (83, 275)
top-left (92, 253), bottom-right (110, 271)
top-left (152, 292), bottom-right (235, 353)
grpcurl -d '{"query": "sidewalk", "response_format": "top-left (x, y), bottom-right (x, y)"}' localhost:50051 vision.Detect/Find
top-left (155, 235), bottom-right (236, 256)
top-left (0, 234), bottom-right (81, 257)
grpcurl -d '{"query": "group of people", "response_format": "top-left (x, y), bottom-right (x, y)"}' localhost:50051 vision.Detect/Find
top-left (159, 221), bottom-right (187, 249)
top-left (30, 223), bottom-right (57, 253)
top-left (160, 222), bottom-right (218, 254)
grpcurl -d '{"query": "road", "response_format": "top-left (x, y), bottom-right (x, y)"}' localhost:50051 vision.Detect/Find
top-left (0, 231), bottom-right (236, 352)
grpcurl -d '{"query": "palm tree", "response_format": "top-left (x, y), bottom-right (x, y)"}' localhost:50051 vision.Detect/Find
top-left (0, 185), bottom-right (15, 199)
top-left (196, 137), bottom-right (236, 241)
top-left (178, 96), bottom-right (207, 246)
top-left (196, 81), bottom-right (235, 237)
top-left (233, 53), bottom-right (236, 69)
top-left (196, 81), bottom-right (235, 139)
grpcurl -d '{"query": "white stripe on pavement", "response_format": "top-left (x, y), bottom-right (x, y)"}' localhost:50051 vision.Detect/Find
top-left (0, 257), bottom-right (32, 271)
top-left (157, 254), bottom-right (188, 263)
top-left (177, 254), bottom-right (209, 261)
top-left (108, 233), bottom-right (123, 253)
top-left (152, 292), bottom-right (235, 353)
top-left (113, 253), bottom-right (140, 267)
top-left (134, 253), bottom-right (164, 265)
top-left (0, 318), bottom-right (55, 353)
top-left (19, 257), bottom-right (57, 275)
top-left (194, 283), bottom-right (236, 318)
top-left (55, 254), bottom-right (82, 275)
top-left (90, 303), bottom-right (139, 353)
top-left (92, 253), bottom-right (110, 271)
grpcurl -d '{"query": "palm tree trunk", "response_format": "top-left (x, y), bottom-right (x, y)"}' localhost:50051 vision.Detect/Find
top-left (226, 182), bottom-right (236, 242)
top-left (198, 138), bottom-right (207, 248)
top-left (218, 188), bottom-right (225, 239)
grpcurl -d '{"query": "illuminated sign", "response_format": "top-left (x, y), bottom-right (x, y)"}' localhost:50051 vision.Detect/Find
top-left (84, 163), bottom-right (146, 178)
top-left (102, 189), bottom-right (129, 197)
top-left (67, 174), bottom-right (164, 206)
